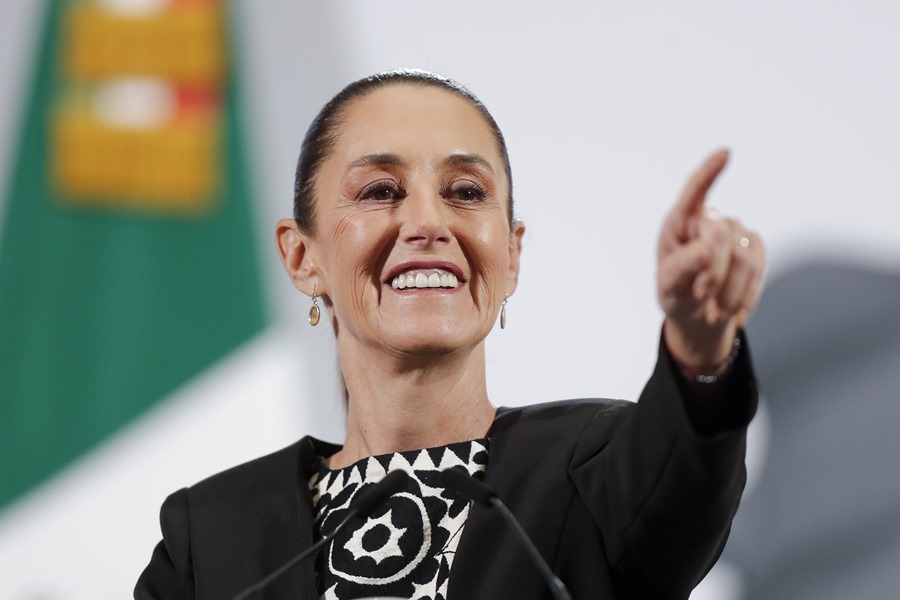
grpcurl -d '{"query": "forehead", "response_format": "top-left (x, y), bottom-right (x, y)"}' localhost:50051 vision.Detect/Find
top-left (331, 85), bottom-right (503, 169)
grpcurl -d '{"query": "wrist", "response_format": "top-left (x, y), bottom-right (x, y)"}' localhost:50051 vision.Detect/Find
top-left (670, 336), bottom-right (741, 383)
top-left (663, 319), bottom-right (741, 383)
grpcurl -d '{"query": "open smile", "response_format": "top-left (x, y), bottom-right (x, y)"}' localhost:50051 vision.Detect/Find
top-left (391, 270), bottom-right (459, 290)
top-left (384, 262), bottom-right (465, 291)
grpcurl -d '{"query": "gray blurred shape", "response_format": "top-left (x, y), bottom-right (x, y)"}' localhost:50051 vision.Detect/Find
top-left (725, 258), bottom-right (900, 599)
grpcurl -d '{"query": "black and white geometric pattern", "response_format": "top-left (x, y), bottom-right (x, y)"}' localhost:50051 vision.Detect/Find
top-left (309, 439), bottom-right (489, 600)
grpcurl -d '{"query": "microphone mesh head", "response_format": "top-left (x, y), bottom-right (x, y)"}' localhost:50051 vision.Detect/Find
top-left (440, 467), bottom-right (496, 506)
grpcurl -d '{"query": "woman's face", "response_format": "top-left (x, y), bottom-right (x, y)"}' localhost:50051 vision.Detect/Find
top-left (300, 84), bottom-right (523, 358)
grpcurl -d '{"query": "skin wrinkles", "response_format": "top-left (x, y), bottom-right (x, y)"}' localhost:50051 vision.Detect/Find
top-left (331, 158), bottom-right (501, 328)
top-left (319, 90), bottom-right (509, 351)
top-left (342, 153), bottom-right (498, 212)
top-left (324, 143), bottom-right (511, 355)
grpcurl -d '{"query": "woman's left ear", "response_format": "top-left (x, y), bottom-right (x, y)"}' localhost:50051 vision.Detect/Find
top-left (275, 218), bottom-right (323, 296)
top-left (506, 219), bottom-right (526, 295)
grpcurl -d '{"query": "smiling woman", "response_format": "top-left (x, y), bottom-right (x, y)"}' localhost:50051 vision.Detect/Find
top-left (136, 70), bottom-right (765, 600)
top-left (279, 81), bottom-right (523, 426)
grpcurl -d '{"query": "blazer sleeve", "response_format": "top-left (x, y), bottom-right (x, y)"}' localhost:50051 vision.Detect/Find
top-left (569, 331), bottom-right (758, 598)
top-left (134, 488), bottom-right (195, 600)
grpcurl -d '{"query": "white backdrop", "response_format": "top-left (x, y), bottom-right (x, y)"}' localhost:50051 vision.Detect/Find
top-left (0, 1), bottom-right (898, 598)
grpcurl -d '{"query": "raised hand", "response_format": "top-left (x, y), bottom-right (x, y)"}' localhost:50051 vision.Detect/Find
top-left (656, 149), bottom-right (766, 369)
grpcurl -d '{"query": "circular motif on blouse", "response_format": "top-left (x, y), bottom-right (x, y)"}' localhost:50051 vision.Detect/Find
top-left (310, 440), bottom-right (489, 600)
top-left (329, 492), bottom-right (430, 584)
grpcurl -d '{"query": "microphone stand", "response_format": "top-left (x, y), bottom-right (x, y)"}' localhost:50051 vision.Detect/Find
top-left (440, 467), bottom-right (572, 600)
top-left (230, 470), bottom-right (410, 600)
top-left (487, 496), bottom-right (572, 600)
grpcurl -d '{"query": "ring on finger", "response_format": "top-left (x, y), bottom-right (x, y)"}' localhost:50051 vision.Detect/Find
top-left (737, 235), bottom-right (751, 248)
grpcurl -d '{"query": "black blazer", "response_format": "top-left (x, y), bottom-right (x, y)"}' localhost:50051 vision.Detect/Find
top-left (136, 340), bottom-right (757, 599)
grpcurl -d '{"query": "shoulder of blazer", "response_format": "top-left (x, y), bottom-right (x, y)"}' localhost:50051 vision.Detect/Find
top-left (166, 436), bottom-right (341, 597)
top-left (185, 436), bottom-right (341, 503)
top-left (491, 398), bottom-right (635, 443)
top-left (484, 398), bottom-right (635, 489)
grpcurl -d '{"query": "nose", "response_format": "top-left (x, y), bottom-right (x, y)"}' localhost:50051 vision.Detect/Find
top-left (398, 188), bottom-right (452, 247)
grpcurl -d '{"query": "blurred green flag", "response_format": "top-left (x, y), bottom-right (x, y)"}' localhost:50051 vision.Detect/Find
top-left (0, 0), bottom-right (266, 509)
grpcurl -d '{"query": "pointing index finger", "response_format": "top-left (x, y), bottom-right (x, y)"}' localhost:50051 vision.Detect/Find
top-left (675, 148), bottom-right (730, 218)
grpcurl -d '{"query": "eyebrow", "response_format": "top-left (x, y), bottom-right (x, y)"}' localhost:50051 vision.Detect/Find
top-left (347, 153), bottom-right (408, 171)
top-left (347, 152), bottom-right (495, 174)
top-left (442, 153), bottom-right (495, 174)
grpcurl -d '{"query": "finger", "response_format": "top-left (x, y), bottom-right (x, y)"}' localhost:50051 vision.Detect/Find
top-left (716, 249), bottom-right (757, 318)
top-left (722, 271), bottom-right (758, 329)
top-left (716, 227), bottom-right (760, 314)
top-left (739, 261), bottom-right (766, 326)
top-left (692, 216), bottom-right (733, 301)
top-left (658, 236), bottom-right (714, 304)
top-left (737, 234), bottom-right (767, 326)
top-left (674, 148), bottom-right (730, 221)
top-left (703, 295), bottom-right (726, 326)
top-left (718, 230), bottom-right (765, 324)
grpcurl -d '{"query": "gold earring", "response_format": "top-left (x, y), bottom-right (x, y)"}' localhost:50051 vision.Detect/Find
top-left (500, 294), bottom-right (508, 330)
top-left (308, 287), bottom-right (320, 326)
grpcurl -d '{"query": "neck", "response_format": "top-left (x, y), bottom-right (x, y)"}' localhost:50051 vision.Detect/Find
top-left (327, 338), bottom-right (496, 469)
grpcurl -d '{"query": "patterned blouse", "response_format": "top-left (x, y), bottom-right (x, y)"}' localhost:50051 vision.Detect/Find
top-left (308, 439), bottom-right (489, 600)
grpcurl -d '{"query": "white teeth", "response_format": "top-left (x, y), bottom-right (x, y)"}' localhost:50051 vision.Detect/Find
top-left (390, 270), bottom-right (460, 290)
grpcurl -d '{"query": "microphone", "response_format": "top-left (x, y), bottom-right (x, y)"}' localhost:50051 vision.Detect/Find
top-left (231, 469), bottom-right (410, 600)
top-left (440, 468), bottom-right (572, 600)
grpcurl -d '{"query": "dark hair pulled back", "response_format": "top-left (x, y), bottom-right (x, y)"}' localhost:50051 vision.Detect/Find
top-left (292, 69), bottom-right (514, 234)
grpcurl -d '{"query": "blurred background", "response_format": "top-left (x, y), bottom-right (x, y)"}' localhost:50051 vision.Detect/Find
top-left (0, 1), bottom-right (898, 598)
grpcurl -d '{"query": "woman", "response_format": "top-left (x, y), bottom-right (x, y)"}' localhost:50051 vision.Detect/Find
top-left (136, 70), bottom-right (764, 599)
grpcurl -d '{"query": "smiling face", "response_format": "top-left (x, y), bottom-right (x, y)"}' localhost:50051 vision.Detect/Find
top-left (284, 84), bottom-right (523, 359)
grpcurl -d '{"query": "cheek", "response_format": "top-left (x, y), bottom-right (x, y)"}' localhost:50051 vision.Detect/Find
top-left (327, 213), bottom-right (394, 296)
top-left (330, 213), bottom-right (365, 258)
top-left (468, 219), bottom-right (512, 291)
top-left (479, 217), bottom-right (511, 261)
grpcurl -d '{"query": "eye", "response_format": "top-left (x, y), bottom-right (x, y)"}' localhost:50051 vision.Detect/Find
top-left (445, 181), bottom-right (487, 203)
top-left (358, 179), bottom-right (406, 202)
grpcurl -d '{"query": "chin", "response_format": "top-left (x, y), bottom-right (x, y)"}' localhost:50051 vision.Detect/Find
top-left (385, 326), bottom-right (484, 359)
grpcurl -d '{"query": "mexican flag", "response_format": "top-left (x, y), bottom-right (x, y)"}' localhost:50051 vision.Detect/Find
top-left (0, 0), bottom-right (266, 591)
